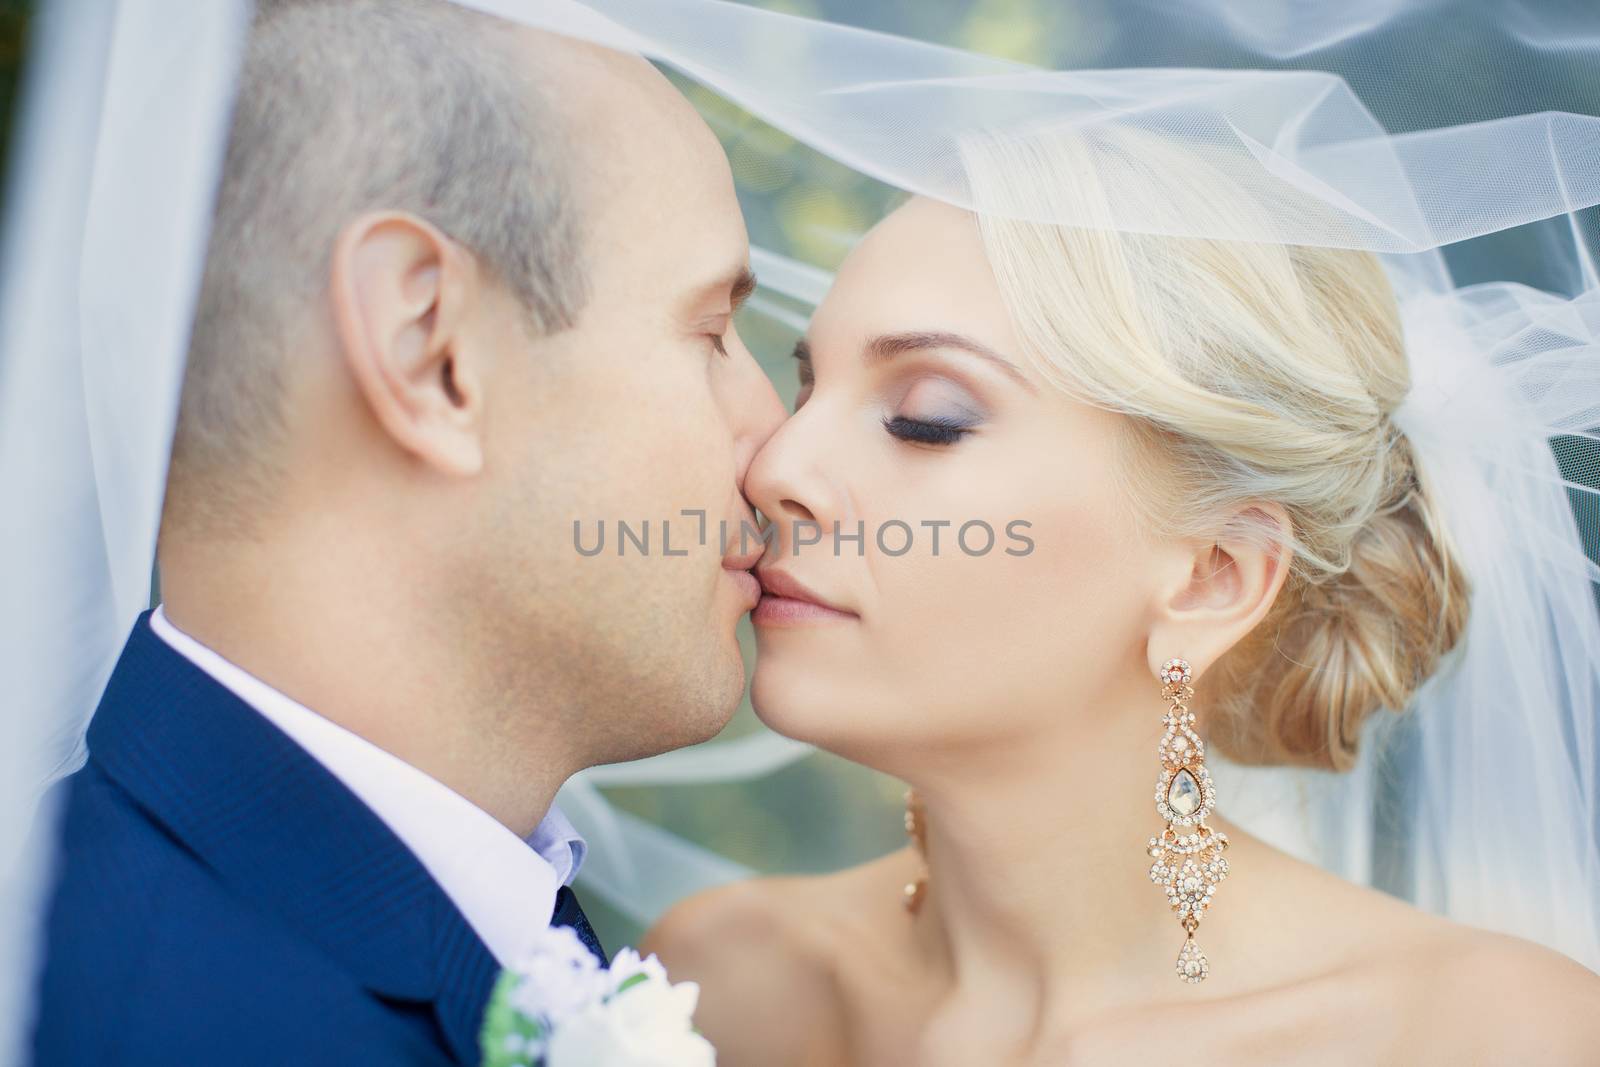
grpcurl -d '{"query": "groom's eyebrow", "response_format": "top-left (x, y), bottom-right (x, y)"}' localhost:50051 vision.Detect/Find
top-left (685, 267), bottom-right (756, 320)
top-left (730, 268), bottom-right (757, 311)
top-left (865, 331), bottom-right (1035, 391)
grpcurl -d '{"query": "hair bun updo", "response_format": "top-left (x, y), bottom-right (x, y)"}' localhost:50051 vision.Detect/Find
top-left (964, 129), bottom-right (1472, 771)
top-left (1208, 426), bottom-right (1471, 770)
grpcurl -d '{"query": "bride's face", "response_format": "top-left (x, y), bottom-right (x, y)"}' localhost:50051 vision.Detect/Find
top-left (745, 198), bottom-right (1163, 765)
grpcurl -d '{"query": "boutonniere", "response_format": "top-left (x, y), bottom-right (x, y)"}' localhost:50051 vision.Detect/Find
top-left (481, 925), bottom-right (715, 1066)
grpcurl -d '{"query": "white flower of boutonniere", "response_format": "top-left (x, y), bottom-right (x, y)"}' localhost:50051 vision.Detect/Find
top-left (481, 927), bottom-right (714, 1067)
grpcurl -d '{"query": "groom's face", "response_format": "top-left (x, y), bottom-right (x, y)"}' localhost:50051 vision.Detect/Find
top-left (477, 46), bottom-right (783, 762)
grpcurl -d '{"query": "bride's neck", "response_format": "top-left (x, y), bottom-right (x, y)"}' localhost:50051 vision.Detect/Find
top-left (909, 698), bottom-right (1211, 1010)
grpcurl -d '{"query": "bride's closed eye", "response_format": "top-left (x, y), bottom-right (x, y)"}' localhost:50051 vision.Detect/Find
top-left (789, 336), bottom-right (995, 442)
top-left (882, 414), bottom-right (974, 446)
top-left (885, 376), bottom-right (984, 447)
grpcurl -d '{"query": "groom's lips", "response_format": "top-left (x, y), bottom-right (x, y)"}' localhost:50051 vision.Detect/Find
top-left (723, 564), bottom-right (762, 611)
top-left (723, 535), bottom-right (766, 612)
top-left (753, 568), bottom-right (858, 627)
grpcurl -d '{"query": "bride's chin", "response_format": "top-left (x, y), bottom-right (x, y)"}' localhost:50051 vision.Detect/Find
top-left (749, 659), bottom-right (893, 765)
top-left (748, 665), bottom-right (799, 731)
top-left (750, 660), bottom-right (839, 743)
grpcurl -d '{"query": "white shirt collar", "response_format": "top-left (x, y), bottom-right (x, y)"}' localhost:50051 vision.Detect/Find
top-left (148, 606), bottom-right (586, 968)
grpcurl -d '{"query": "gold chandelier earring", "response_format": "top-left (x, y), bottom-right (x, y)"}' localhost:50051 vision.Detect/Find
top-left (1147, 657), bottom-right (1230, 984)
top-left (903, 788), bottom-right (928, 914)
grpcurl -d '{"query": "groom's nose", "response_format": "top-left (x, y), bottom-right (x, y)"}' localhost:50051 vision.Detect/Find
top-left (722, 346), bottom-right (787, 496)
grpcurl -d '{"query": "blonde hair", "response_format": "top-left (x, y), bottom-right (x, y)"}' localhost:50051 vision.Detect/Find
top-left (963, 130), bottom-right (1470, 771)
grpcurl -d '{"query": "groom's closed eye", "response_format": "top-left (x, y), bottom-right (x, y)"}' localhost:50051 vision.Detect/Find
top-left (689, 267), bottom-right (758, 356)
top-left (713, 269), bottom-right (759, 356)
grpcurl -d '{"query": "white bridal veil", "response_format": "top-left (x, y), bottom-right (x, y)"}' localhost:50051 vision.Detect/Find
top-left (475, 0), bottom-right (1600, 974)
top-left (3, 0), bottom-right (1599, 1053)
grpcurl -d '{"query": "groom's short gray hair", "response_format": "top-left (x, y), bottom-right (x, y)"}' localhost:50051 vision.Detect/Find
top-left (172, 0), bottom-right (586, 530)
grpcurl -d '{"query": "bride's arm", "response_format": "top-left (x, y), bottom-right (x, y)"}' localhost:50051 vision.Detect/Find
top-left (642, 880), bottom-right (846, 1067)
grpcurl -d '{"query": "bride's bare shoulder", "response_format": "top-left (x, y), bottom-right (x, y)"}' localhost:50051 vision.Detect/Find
top-left (640, 851), bottom-right (914, 1067)
top-left (1405, 926), bottom-right (1600, 1061)
top-left (643, 847), bottom-right (916, 969)
top-left (1202, 835), bottom-right (1600, 1061)
top-left (642, 866), bottom-right (858, 973)
top-left (1314, 879), bottom-right (1600, 1060)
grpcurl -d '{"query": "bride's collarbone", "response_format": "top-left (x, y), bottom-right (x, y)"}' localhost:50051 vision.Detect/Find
top-left (889, 951), bottom-right (1550, 1067)
top-left (669, 850), bottom-right (1599, 1067)
top-left (817, 863), bottom-right (1594, 1067)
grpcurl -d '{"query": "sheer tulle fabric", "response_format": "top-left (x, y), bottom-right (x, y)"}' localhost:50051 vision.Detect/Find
top-left (3, 7), bottom-right (1598, 1055)
top-left (0, 0), bottom-right (251, 1056)
top-left (478, 0), bottom-right (1600, 970)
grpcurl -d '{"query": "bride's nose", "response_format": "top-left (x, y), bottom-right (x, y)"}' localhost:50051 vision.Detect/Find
top-left (743, 403), bottom-right (839, 544)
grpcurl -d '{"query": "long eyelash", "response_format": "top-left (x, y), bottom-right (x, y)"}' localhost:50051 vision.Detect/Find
top-left (708, 334), bottom-right (730, 358)
top-left (883, 414), bottom-right (974, 446)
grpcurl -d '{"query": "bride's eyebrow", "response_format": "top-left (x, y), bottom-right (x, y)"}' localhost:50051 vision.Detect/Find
top-left (865, 331), bottom-right (1034, 391)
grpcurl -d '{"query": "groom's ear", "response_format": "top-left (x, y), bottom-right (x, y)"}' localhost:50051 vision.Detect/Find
top-left (329, 211), bottom-right (487, 477)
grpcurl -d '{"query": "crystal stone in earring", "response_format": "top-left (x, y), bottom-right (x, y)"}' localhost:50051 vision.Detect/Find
top-left (1176, 935), bottom-right (1209, 984)
top-left (1160, 657), bottom-right (1193, 687)
top-left (1167, 768), bottom-right (1202, 817)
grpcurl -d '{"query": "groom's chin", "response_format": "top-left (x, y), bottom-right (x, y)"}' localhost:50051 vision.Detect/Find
top-left (654, 641), bottom-right (749, 754)
top-left (698, 643), bottom-right (750, 738)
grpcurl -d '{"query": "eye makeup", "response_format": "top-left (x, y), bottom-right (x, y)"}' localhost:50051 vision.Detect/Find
top-left (790, 335), bottom-right (1004, 438)
top-left (884, 375), bottom-right (985, 446)
top-left (882, 413), bottom-right (975, 445)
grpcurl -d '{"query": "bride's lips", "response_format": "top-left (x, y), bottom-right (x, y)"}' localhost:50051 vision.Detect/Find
top-left (753, 568), bottom-right (858, 627)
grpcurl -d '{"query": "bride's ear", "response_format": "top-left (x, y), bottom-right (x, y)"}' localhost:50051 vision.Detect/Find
top-left (1144, 503), bottom-right (1293, 681)
top-left (329, 210), bottom-right (488, 477)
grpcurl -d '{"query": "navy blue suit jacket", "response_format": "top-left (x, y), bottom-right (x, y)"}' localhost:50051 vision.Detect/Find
top-left (31, 613), bottom-right (505, 1065)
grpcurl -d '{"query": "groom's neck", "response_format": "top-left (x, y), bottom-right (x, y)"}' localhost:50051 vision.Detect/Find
top-left (156, 534), bottom-right (577, 839)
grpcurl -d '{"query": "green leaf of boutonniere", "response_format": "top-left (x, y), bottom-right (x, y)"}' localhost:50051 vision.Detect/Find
top-left (480, 971), bottom-right (548, 1067)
